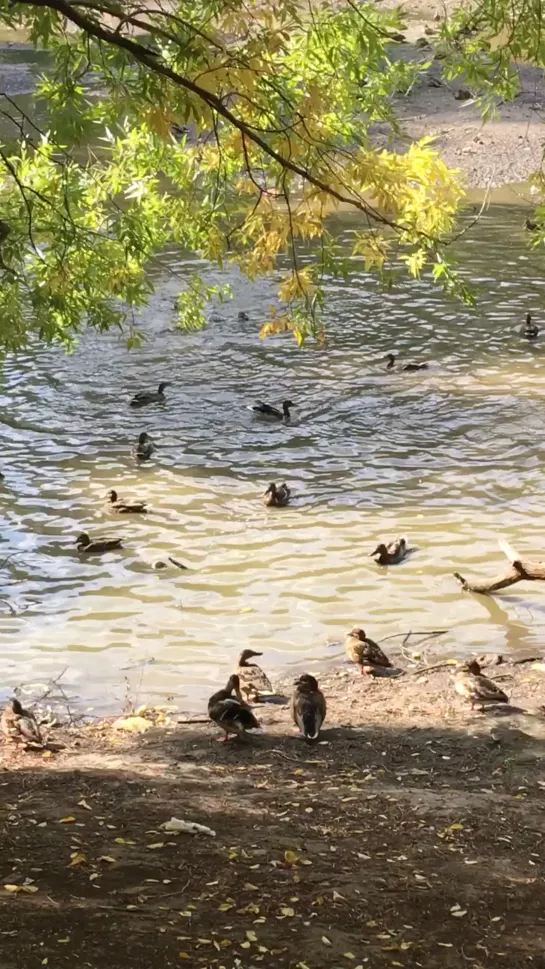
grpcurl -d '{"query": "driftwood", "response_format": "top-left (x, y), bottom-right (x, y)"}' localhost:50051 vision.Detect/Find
top-left (454, 540), bottom-right (545, 596)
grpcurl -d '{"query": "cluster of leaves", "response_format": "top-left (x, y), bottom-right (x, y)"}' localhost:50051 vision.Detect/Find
top-left (0, 0), bottom-right (480, 349)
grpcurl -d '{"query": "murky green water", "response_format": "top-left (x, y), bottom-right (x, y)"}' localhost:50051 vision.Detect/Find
top-left (2, 205), bottom-right (545, 711)
top-left (1, 46), bottom-right (545, 710)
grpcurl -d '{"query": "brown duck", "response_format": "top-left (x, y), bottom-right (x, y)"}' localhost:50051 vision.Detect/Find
top-left (207, 674), bottom-right (260, 741)
top-left (291, 674), bottom-right (326, 741)
top-left (370, 537), bottom-right (408, 565)
top-left (134, 432), bottom-right (154, 462)
top-left (236, 649), bottom-right (274, 702)
top-left (1, 698), bottom-right (43, 744)
top-left (76, 532), bottom-right (124, 554)
top-left (344, 628), bottom-right (392, 673)
top-left (454, 660), bottom-right (508, 711)
top-left (105, 489), bottom-right (148, 514)
top-left (263, 482), bottom-right (290, 507)
top-left (385, 353), bottom-right (428, 372)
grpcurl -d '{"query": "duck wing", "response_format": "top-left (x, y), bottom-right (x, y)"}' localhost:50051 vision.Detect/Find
top-left (237, 665), bottom-right (273, 699)
top-left (472, 673), bottom-right (508, 703)
top-left (252, 401), bottom-right (282, 419)
top-left (362, 636), bottom-right (392, 667)
top-left (88, 539), bottom-right (123, 553)
top-left (114, 501), bottom-right (147, 514)
top-left (210, 698), bottom-right (260, 729)
top-left (17, 714), bottom-right (43, 743)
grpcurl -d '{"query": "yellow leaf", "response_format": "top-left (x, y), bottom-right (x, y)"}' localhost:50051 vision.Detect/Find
top-left (283, 850), bottom-right (298, 866)
top-left (115, 838), bottom-right (136, 845)
top-left (98, 856), bottom-right (116, 864)
top-left (178, 953), bottom-right (190, 959)
top-left (69, 852), bottom-right (86, 867)
top-left (4, 884), bottom-right (22, 893)
top-left (240, 941), bottom-right (251, 949)
top-left (146, 843), bottom-right (165, 850)
top-left (322, 936), bottom-right (332, 946)
top-left (113, 716), bottom-right (153, 734)
top-left (57, 938), bottom-right (70, 944)
top-left (218, 902), bottom-right (233, 912)
top-left (280, 907), bottom-right (295, 917)
top-left (344, 954), bottom-right (356, 960)
top-left (59, 816), bottom-right (76, 823)
top-left (246, 930), bottom-right (257, 942)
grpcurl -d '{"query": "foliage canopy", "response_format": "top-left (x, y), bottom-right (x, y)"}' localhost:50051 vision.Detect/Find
top-left (0, 0), bottom-right (538, 348)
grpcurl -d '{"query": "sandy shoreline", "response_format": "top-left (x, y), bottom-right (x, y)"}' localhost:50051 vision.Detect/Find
top-left (1, 657), bottom-right (544, 968)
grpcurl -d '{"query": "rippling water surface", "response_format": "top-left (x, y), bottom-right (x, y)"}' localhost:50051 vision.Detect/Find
top-left (2, 205), bottom-right (545, 711)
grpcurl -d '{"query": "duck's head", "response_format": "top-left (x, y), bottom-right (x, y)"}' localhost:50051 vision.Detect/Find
top-left (238, 311), bottom-right (249, 321)
top-left (295, 673), bottom-right (319, 692)
top-left (107, 489), bottom-right (118, 502)
top-left (264, 482), bottom-right (277, 496)
top-left (226, 673), bottom-right (243, 701)
top-left (385, 353), bottom-right (396, 370)
top-left (7, 697), bottom-right (23, 715)
top-left (466, 659), bottom-right (481, 674)
top-left (349, 627), bottom-right (366, 641)
top-left (158, 381), bottom-right (170, 394)
top-left (526, 312), bottom-right (533, 325)
top-left (138, 432), bottom-right (150, 444)
top-left (370, 543), bottom-right (388, 557)
top-left (282, 400), bottom-right (294, 411)
top-left (238, 649), bottom-right (263, 666)
top-left (76, 532), bottom-right (90, 546)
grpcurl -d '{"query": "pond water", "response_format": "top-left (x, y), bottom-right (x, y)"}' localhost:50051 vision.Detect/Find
top-left (1, 204), bottom-right (545, 713)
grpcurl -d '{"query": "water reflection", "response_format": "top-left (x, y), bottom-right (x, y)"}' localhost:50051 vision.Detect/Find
top-left (1, 205), bottom-right (545, 711)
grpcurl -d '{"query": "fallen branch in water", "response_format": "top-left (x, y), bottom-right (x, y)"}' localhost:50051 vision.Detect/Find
top-left (454, 539), bottom-right (545, 596)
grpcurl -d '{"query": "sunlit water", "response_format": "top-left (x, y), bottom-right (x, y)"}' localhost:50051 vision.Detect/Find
top-left (2, 204), bottom-right (545, 712)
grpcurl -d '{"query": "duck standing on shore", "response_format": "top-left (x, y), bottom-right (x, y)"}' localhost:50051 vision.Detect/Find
top-left (105, 489), bottom-right (148, 514)
top-left (251, 400), bottom-right (294, 422)
top-left (370, 537), bottom-right (409, 565)
top-left (454, 660), bottom-right (508, 711)
top-left (207, 674), bottom-right (260, 741)
top-left (75, 532), bottom-right (124, 554)
top-left (1, 698), bottom-right (43, 745)
top-left (521, 312), bottom-right (539, 340)
top-left (385, 353), bottom-right (428, 372)
top-left (236, 649), bottom-right (274, 702)
top-left (291, 674), bottom-right (326, 741)
top-left (263, 482), bottom-right (291, 507)
top-left (130, 382), bottom-right (170, 408)
top-left (344, 627), bottom-right (392, 673)
top-left (134, 432), bottom-right (154, 463)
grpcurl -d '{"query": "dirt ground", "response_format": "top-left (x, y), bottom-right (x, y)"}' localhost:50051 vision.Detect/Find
top-left (1, 658), bottom-right (545, 969)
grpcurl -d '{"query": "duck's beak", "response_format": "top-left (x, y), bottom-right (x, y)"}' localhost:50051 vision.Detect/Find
top-left (370, 547), bottom-right (381, 556)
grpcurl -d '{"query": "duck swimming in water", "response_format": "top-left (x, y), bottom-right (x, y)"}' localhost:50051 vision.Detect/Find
top-left (76, 532), bottom-right (124, 554)
top-left (263, 482), bottom-right (291, 507)
top-left (344, 627), bottom-right (392, 673)
top-left (105, 489), bottom-right (148, 514)
top-left (454, 659), bottom-right (508, 711)
top-left (207, 674), bottom-right (260, 741)
top-left (130, 382), bottom-right (170, 408)
top-left (252, 400), bottom-right (294, 422)
top-left (385, 353), bottom-right (428, 372)
top-left (134, 432), bottom-right (154, 463)
top-left (291, 674), bottom-right (326, 741)
top-left (238, 311), bottom-right (249, 321)
top-left (370, 537), bottom-right (409, 565)
top-left (1, 698), bottom-right (43, 745)
top-left (521, 312), bottom-right (539, 339)
top-left (235, 649), bottom-right (274, 702)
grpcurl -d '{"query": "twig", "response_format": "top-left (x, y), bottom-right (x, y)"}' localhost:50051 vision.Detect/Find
top-left (407, 661), bottom-right (456, 676)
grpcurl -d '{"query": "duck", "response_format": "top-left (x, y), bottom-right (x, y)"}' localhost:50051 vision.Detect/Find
top-left (130, 382), bottom-right (170, 408)
top-left (385, 353), bottom-right (428, 372)
top-left (521, 312), bottom-right (539, 339)
top-left (251, 400), bottom-right (294, 422)
top-left (370, 537), bottom-right (409, 565)
top-left (1, 698), bottom-right (43, 745)
top-left (152, 556), bottom-right (188, 571)
top-left (238, 311), bottom-right (250, 321)
top-left (344, 627), bottom-right (392, 673)
top-left (75, 532), bottom-right (124, 554)
top-left (134, 432), bottom-right (154, 463)
top-left (454, 660), bottom-right (508, 711)
top-left (290, 674), bottom-right (326, 741)
top-left (263, 482), bottom-right (291, 507)
top-left (235, 649), bottom-right (274, 702)
top-left (105, 489), bottom-right (148, 514)
top-left (207, 674), bottom-right (260, 741)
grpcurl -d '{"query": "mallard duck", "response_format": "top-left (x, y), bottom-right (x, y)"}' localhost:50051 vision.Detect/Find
top-left (370, 537), bottom-right (408, 565)
top-left (454, 660), bottom-right (508, 710)
top-left (263, 482), bottom-right (291, 507)
top-left (1, 698), bottom-right (43, 744)
top-left (521, 312), bottom-right (539, 339)
top-left (525, 217), bottom-right (540, 232)
top-left (130, 382), bottom-right (170, 408)
top-left (207, 674), bottom-right (260, 741)
top-left (75, 532), bottom-right (124, 554)
top-left (105, 489), bottom-right (148, 514)
top-left (344, 627), bottom-right (392, 673)
top-left (236, 649), bottom-right (274, 701)
top-left (251, 400), bottom-right (294, 422)
top-left (385, 353), bottom-right (428, 372)
top-left (291, 674), bottom-right (326, 741)
top-left (238, 311), bottom-right (250, 321)
top-left (152, 556), bottom-right (188, 571)
top-left (134, 432), bottom-right (154, 463)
